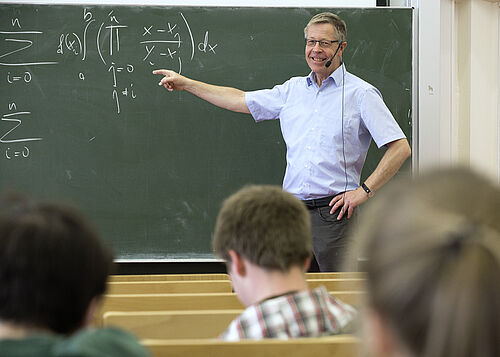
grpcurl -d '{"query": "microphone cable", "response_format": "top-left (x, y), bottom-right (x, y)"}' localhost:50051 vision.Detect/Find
top-left (340, 61), bottom-right (348, 215)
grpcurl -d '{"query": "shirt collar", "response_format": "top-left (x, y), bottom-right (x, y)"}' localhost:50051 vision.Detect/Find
top-left (331, 63), bottom-right (345, 87)
top-left (306, 63), bottom-right (345, 88)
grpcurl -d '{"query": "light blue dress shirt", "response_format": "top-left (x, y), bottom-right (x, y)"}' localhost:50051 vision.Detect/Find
top-left (245, 64), bottom-right (406, 200)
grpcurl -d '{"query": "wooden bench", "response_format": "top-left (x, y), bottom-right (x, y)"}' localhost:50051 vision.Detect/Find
top-left (109, 272), bottom-right (364, 282)
top-left (108, 273), bottom-right (230, 282)
top-left (107, 278), bottom-right (364, 295)
top-left (107, 280), bottom-right (233, 294)
top-left (306, 272), bottom-right (365, 279)
top-left (307, 278), bottom-right (365, 291)
top-left (142, 335), bottom-right (361, 357)
top-left (103, 309), bottom-right (242, 339)
top-left (95, 291), bottom-right (364, 326)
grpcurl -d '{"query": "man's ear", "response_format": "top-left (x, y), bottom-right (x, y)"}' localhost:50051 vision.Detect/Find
top-left (228, 249), bottom-right (246, 277)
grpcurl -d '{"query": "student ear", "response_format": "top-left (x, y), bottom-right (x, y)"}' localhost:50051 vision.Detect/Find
top-left (228, 249), bottom-right (246, 277)
top-left (303, 257), bottom-right (312, 272)
top-left (82, 296), bottom-right (101, 328)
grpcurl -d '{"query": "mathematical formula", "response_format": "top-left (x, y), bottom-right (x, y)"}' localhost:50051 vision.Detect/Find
top-left (0, 7), bottom-right (220, 160)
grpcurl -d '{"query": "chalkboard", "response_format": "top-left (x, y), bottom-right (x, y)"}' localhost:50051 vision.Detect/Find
top-left (0, 5), bottom-right (412, 260)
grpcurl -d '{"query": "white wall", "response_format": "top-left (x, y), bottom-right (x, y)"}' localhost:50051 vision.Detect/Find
top-left (417, 0), bottom-right (442, 172)
top-left (419, 0), bottom-right (500, 182)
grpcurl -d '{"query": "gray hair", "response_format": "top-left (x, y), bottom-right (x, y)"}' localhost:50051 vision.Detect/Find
top-left (304, 12), bottom-right (347, 43)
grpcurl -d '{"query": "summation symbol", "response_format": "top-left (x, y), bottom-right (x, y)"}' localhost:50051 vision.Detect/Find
top-left (2, 8), bottom-right (222, 119)
top-left (0, 102), bottom-right (42, 144)
top-left (1, 103), bottom-right (41, 160)
top-left (0, 17), bottom-right (58, 67)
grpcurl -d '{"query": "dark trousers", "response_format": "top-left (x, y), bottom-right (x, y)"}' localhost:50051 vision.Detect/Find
top-left (307, 205), bottom-right (353, 272)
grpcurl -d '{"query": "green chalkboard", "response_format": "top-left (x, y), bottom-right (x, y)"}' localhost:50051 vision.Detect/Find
top-left (0, 5), bottom-right (412, 260)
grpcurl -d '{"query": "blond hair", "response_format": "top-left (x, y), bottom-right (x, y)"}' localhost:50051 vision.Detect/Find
top-left (347, 167), bottom-right (500, 357)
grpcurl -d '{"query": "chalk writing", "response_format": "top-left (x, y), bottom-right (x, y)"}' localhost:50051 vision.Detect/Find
top-left (1, 102), bottom-right (41, 147)
top-left (198, 31), bottom-right (217, 54)
top-left (0, 17), bottom-right (58, 66)
top-left (7, 71), bottom-right (31, 83)
top-left (139, 12), bottom-right (218, 77)
top-left (1, 6), bottom-right (221, 138)
top-left (5, 145), bottom-right (29, 160)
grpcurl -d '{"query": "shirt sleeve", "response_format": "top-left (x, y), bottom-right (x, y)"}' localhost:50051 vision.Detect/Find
top-left (360, 87), bottom-right (406, 148)
top-left (245, 80), bottom-right (290, 122)
top-left (218, 319), bottom-right (242, 341)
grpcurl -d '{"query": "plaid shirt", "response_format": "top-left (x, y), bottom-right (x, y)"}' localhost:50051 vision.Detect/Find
top-left (219, 286), bottom-right (356, 341)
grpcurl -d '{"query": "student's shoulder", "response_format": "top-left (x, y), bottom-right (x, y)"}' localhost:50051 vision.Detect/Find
top-left (0, 335), bottom-right (60, 357)
top-left (54, 327), bottom-right (150, 357)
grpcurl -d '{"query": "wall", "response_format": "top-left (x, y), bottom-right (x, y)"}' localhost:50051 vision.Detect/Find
top-left (419, 0), bottom-right (500, 183)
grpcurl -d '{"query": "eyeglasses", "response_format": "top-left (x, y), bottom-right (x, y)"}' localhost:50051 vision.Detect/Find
top-left (305, 38), bottom-right (339, 48)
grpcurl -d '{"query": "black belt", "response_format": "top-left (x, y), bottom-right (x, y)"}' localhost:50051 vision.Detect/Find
top-left (301, 195), bottom-right (336, 209)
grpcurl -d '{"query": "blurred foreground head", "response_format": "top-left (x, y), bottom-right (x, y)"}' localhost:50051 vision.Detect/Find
top-left (348, 167), bottom-right (500, 357)
top-left (0, 193), bottom-right (113, 334)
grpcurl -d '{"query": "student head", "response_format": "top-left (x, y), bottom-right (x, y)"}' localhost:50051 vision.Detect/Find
top-left (348, 167), bottom-right (500, 357)
top-left (213, 185), bottom-right (312, 304)
top-left (0, 193), bottom-right (113, 335)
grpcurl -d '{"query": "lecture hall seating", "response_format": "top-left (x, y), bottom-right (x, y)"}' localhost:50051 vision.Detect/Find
top-left (142, 335), bottom-right (361, 357)
top-left (95, 290), bottom-right (364, 326)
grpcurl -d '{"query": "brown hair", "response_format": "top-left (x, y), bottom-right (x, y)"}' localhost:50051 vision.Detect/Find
top-left (212, 185), bottom-right (312, 272)
top-left (348, 167), bottom-right (500, 357)
top-left (304, 12), bottom-right (347, 43)
top-left (0, 193), bottom-right (113, 334)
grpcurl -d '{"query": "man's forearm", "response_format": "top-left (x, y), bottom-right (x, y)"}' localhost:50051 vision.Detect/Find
top-left (364, 138), bottom-right (411, 193)
top-left (185, 79), bottom-right (250, 114)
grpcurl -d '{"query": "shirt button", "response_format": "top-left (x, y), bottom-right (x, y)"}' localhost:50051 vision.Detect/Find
top-left (307, 146), bottom-right (312, 150)
top-left (311, 127), bottom-right (315, 131)
top-left (314, 109), bottom-right (318, 113)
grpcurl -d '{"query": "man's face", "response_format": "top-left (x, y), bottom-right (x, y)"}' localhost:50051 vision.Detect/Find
top-left (305, 23), bottom-right (341, 76)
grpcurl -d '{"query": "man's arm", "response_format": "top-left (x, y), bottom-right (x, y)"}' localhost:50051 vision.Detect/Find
top-left (153, 69), bottom-right (250, 114)
top-left (329, 138), bottom-right (411, 219)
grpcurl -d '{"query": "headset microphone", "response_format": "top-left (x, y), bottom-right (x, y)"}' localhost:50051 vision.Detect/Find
top-left (325, 56), bottom-right (335, 68)
top-left (325, 42), bottom-right (343, 68)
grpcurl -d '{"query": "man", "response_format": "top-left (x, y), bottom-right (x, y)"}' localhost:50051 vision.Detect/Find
top-left (154, 12), bottom-right (411, 271)
top-left (0, 193), bottom-right (150, 357)
top-left (212, 185), bottom-right (356, 340)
